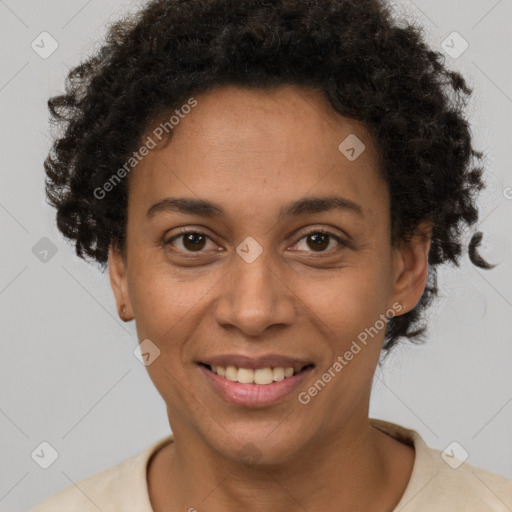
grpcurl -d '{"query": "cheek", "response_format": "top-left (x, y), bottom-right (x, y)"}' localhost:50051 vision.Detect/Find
top-left (128, 264), bottom-right (210, 331)
top-left (295, 266), bottom-right (392, 384)
top-left (304, 270), bottom-right (389, 397)
top-left (299, 264), bottom-right (389, 333)
top-left (129, 270), bottom-right (207, 405)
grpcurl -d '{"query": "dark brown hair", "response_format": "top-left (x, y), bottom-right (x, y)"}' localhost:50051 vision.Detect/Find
top-left (44, 0), bottom-right (492, 355)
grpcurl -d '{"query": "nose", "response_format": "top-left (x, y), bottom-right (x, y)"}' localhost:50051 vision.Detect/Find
top-left (214, 248), bottom-right (296, 337)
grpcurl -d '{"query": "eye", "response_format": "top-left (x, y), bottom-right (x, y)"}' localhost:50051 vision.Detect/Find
top-left (291, 229), bottom-right (345, 253)
top-left (165, 230), bottom-right (217, 252)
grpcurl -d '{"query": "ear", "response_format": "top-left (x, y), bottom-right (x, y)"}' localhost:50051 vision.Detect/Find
top-left (389, 221), bottom-right (432, 314)
top-left (108, 244), bottom-right (134, 321)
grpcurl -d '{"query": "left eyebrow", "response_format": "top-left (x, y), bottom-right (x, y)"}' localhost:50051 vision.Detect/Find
top-left (278, 196), bottom-right (364, 220)
top-left (145, 195), bottom-right (364, 220)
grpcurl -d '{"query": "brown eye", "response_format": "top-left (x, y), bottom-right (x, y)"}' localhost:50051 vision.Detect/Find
top-left (182, 233), bottom-right (206, 251)
top-left (166, 231), bottom-right (214, 252)
top-left (306, 232), bottom-right (329, 251)
top-left (292, 230), bottom-right (345, 253)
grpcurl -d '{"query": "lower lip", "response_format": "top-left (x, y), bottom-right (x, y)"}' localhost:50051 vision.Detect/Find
top-left (198, 364), bottom-right (314, 407)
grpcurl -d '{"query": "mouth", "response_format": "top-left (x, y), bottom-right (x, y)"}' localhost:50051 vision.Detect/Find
top-left (197, 357), bottom-right (315, 407)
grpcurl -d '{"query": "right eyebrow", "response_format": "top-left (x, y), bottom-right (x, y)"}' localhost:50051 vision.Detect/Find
top-left (146, 197), bottom-right (225, 220)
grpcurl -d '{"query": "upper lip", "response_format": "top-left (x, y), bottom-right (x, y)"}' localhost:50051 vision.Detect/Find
top-left (199, 354), bottom-right (314, 373)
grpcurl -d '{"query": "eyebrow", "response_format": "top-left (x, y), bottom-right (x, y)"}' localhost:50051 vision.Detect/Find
top-left (146, 196), bottom-right (364, 220)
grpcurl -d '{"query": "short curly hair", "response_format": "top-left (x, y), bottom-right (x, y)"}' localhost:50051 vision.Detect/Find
top-left (44, 0), bottom-right (492, 356)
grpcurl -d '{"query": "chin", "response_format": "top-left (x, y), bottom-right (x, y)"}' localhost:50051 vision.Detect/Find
top-left (205, 421), bottom-right (313, 467)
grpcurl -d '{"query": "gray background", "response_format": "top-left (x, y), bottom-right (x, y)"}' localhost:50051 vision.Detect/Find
top-left (1, 0), bottom-right (511, 510)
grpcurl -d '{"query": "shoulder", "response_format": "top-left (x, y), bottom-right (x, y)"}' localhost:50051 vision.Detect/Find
top-left (370, 418), bottom-right (512, 511)
top-left (29, 436), bottom-right (173, 512)
top-left (418, 446), bottom-right (512, 511)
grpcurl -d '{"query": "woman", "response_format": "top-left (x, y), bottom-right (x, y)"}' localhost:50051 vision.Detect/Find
top-left (32, 0), bottom-right (512, 510)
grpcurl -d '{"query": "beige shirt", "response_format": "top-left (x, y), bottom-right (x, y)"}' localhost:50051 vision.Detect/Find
top-left (30, 418), bottom-right (512, 511)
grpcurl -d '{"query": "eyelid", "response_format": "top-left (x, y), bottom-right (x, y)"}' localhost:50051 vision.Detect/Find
top-left (294, 225), bottom-right (347, 241)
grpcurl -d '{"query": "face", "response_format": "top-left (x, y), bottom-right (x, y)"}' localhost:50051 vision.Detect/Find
top-left (109, 84), bottom-right (430, 464)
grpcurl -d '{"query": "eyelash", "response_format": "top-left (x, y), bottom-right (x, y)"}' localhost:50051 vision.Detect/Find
top-left (164, 227), bottom-right (347, 254)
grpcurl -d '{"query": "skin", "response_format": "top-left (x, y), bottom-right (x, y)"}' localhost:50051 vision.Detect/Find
top-left (109, 84), bottom-right (431, 511)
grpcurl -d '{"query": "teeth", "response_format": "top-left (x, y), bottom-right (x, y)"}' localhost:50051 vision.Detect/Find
top-left (254, 368), bottom-right (274, 385)
top-left (225, 365), bottom-right (238, 382)
top-left (273, 367), bottom-right (285, 381)
top-left (237, 368), bottom-right (254, 384)
top-left (210, 364), bottom-right (300, 385)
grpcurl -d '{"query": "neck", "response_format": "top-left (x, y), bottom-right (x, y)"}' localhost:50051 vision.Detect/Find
top-left (148, 415), bottom-right (409, 512)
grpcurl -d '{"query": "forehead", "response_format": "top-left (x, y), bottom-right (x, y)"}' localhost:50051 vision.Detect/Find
top-left (128, 85), bottom-right (387, 225)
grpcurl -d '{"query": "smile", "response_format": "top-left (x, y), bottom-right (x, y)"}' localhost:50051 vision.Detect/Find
top-left (198, 362), bottom-right (315, 407)
top-left (200, 363), bottom-right (312, 385)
